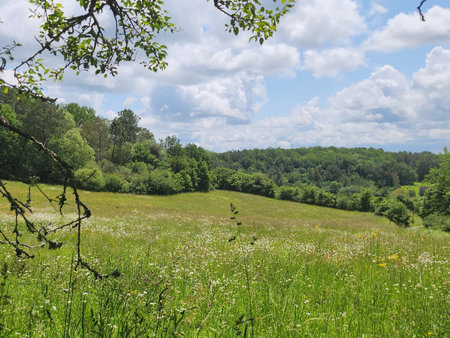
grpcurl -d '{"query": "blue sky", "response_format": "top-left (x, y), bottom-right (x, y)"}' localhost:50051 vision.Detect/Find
top-left (1, 0), bottom-right (449, 152)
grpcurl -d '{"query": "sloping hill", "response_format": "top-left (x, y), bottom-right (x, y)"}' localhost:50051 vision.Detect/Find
top-left (0, 181), bottom-right (448, 336)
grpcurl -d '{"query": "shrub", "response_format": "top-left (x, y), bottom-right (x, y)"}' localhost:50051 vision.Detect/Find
top-left (278, 186), bottom-right (300, 202)
top-left (104, 173), bottom-right (127, 192)
top-left (129, 173), bottom-right (149, 194)
top-left (375, 199), bottom-right (411, 227)
top-left (175, 170), bottom-right (194, 192)
top-left (299, 185), bottom-right (317, 204)
top-left (316, 190), bottom-right (336, 208)
top-left (359, 190), bottom-right (373, 212)
top-left (147, 169), bottom-right (181, 195)
top-left (74, 165), bottom-right (104, 191)
top-left (423, 213), bottom-right (450, 232)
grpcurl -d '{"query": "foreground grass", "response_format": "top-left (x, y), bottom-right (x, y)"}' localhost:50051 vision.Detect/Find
top-left (0, 181), bottom-right (448, 336)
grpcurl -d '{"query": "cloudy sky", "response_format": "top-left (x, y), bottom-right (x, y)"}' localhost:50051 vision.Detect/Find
top-left (1, 0), bottom-right (449, 153)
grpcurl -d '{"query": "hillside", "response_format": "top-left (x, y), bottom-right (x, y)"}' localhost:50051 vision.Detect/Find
top-left (0, 181), bottom-right (448, 336)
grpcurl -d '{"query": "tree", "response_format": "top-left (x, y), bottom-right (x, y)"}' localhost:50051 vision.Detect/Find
top-left (80, 116), bottom-right (112, 162)
top-left (0, 0), bottom-right (429, 268)
top-left (375, 199), bottom-right (411, 227)
top-left (110, 109), bottom-right (140, 163)
top-left (421, 149), bottom-right (450, 231)
top-left (0, 0), bottom-right (296, 266)
top-left (64, 103), bottom-right (96, 128)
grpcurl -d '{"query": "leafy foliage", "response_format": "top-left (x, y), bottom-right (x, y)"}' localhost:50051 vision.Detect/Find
top-left (421, 149), bottom-right (450, 230)
top-left (375, 199), bottom-right (411, 227)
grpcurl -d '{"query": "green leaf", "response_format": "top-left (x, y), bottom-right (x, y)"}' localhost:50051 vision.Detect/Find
top-left (3, 87), bottom-right (8, 94)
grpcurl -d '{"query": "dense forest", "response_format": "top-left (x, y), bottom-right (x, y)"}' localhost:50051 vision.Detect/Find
top-left (0, 89), bottom-right (213, 195)
top-left (211, 147), bottom-right (438, 188)
top-left (0, 88), bottom-right (448, 230)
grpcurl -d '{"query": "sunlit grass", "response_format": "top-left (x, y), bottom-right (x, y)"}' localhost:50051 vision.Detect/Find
top-left (0, 181), bottom-right (448, 336)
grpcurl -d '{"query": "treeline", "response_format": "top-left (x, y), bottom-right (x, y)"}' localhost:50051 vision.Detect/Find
top-left (213, 155), bottom-right (448, 230)
top-left (0, 89), bottom-right (213, 194)
top-left (211, 147), bottom-right (438, 188)
top-left (1, 89), bottom-right (446, 230)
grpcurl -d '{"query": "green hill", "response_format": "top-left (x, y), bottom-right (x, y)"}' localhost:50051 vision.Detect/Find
top-left (0, 181), bottom-right (448, 336)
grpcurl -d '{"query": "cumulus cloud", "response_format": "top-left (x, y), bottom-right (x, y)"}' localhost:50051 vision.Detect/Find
top-left (162, 47), bottom-right (450, 152)
top-left (1, 0), bottom-right (449, 153)
top-left (364, 6), bottom-right (450, 52)
top-left (278, 0), bottom-right (366, 47)
top-left (369, 3), bottom-right (388, 17)
top-left (151, 73), bottom-right (267, 124)
top-left (302, 48), bottom-right (365, 77)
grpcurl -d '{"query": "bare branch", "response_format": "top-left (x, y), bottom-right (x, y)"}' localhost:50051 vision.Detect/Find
top-left (418, 0), bottom-right (428, 21)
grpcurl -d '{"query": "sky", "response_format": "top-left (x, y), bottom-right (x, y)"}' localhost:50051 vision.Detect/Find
top-left (0, 0), bottom-right (449, 153)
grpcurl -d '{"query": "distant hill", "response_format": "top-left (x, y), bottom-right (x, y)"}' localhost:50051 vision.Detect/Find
top-left (211, 147), bottom-right (438, 189)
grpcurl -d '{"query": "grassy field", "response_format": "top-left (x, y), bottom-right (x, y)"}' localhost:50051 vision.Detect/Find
top-left (0, 181), bottom-right (448, 336)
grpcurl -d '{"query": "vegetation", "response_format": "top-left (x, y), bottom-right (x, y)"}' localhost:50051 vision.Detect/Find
top-left (421, 149), bottom-right (450, 231)
top-left (0, 90), bottom-right (215, 195)
top-left (0, 181), bottom-right (447, 336)
top-left (1, 88), bottom-right (447, 229)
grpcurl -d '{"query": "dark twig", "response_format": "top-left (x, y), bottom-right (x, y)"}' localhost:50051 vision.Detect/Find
top-left (418, 0), bottom-right (428, 21)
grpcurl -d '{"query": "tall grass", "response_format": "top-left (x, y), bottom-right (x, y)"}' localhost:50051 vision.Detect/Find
top-left (0, 181), bottom-right (448, 336)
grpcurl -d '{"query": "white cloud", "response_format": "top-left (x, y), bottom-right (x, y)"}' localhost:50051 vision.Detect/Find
top-left (369, 3), bottom-right (388, 17)
top-left (412, 46), bottom-right (450, 120)
top-left (302, 48), bottom-right (365, 77)
top-left (123, 96), bottom-right (137, 107)
top-left (278, 0), bottom-right (366, 47)
top-left (175, 73), bottom-right (267, 122)
top-left (164, 47), bottom-right (450, 152)
top-left (364, 6), bottom-right (450, 52)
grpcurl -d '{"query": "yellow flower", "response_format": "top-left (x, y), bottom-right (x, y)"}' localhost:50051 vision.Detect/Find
top-left (427, 331), bottom-right (433, 336)
top-left (388, 254), bottom-right (399, 260)
top-left (131, 290), bottom-right (139, 295)
top-left (379, 263), bottom-right (387, 267)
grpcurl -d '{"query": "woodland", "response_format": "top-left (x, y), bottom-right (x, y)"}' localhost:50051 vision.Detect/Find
top-left (1, 87), bottom-right (448, 232)
top-left (0, 1), bottom-right (448, 335)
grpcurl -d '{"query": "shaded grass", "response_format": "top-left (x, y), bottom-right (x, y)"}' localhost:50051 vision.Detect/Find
top-left (0, 181), bottom-right (448, 336)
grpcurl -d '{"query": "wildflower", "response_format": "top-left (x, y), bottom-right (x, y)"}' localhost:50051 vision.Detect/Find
top-left (427, 331), bottom-right (433, 336)
top-left (388, 254), bottom-right (399, 260)
top-left (379, 263), bottom-right (387, 267)
top-left (131, 290), bottom-right (139, 295)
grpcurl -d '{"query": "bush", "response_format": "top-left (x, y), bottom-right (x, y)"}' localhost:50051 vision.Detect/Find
top-left (359, 190), bottom-right (373, 212)
top-left (147, 169), bottom-right (181, 195)
top-left (423, 213), bottom-right (450, 232)
top-left (336, 195), bottom-right (352, 210)
top-left (245, 173), bottom-right (276, 197)
top-left (74, 165), bottom-right (104, 191)
top-left (278, 186), bottom-right (300, 202)
top-left (174, 170), bottom-right (193, 192)
top-left (299, 185), bottom-right (317, 204)
top-left (375, 199), bottom-right (411, 227)
top-left (316, 190), bottom-right (336, 208)
top-left (129, 173), bottom-right (149, 194)
top-left (104, 173), bottom-right (127, 192)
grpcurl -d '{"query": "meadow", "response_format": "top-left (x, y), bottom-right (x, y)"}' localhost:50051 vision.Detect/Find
top-left (0, 181), bottom-right (448, 336)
